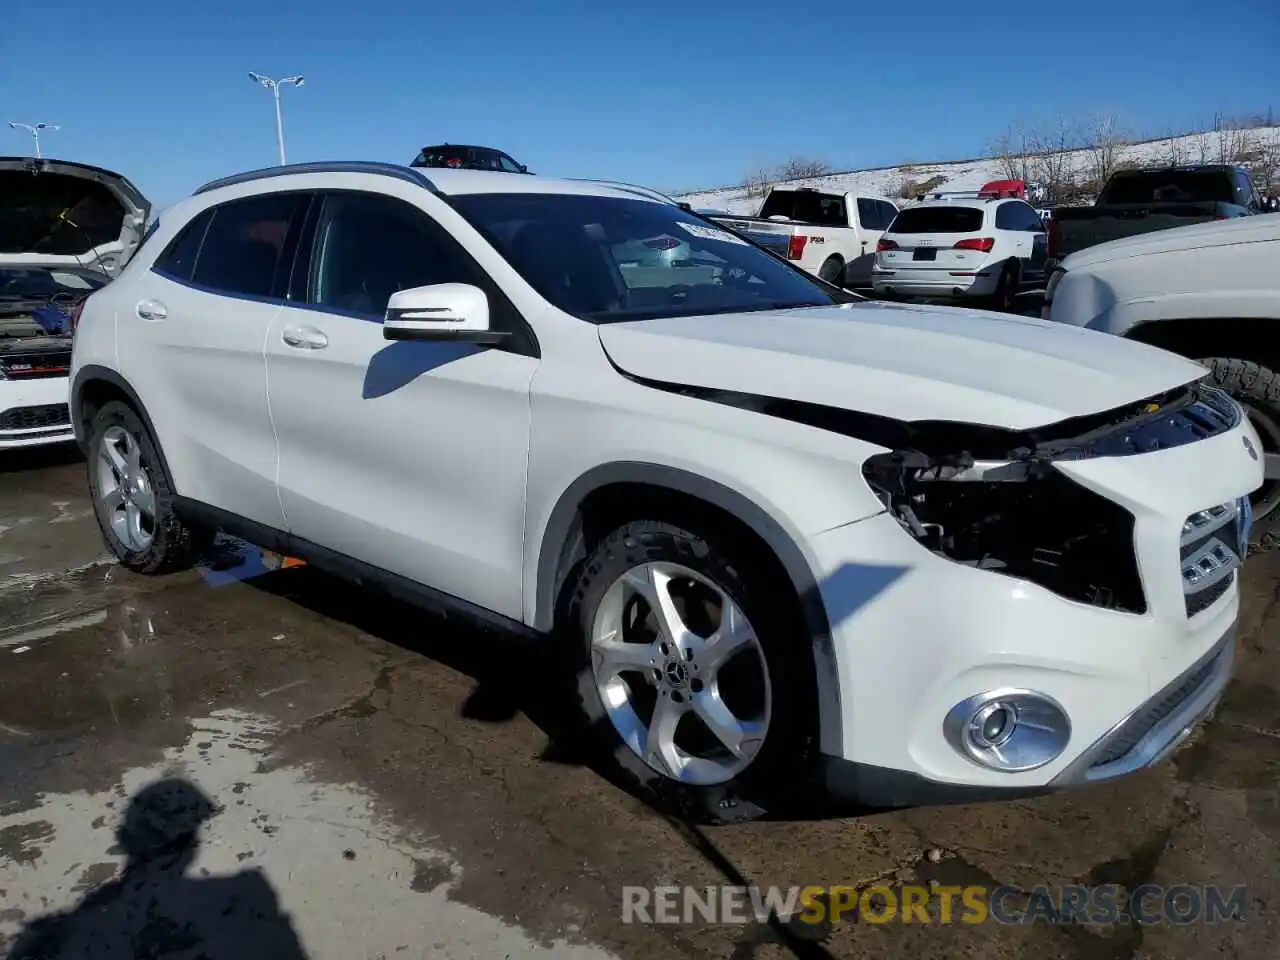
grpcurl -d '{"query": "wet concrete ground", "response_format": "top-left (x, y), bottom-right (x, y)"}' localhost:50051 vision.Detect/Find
top-left (2, 444), bottom-right (1279, 959)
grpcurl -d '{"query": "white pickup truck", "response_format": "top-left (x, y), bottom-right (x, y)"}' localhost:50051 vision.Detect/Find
top-left (710, 187), bottom-right (899, 288)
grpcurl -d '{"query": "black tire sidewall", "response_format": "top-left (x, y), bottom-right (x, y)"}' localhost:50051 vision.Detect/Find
top-left (86, 401), bottom-right (203, 573)
top-left (565, 519), bottom-right (817, 821)
top-left (819, 256), bottom-right (844, 285)
top-left (1200, 357), bottom-right (1280, 548)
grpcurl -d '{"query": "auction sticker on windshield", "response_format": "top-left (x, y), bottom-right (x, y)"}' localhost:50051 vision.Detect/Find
top-left (676, 222), bottom-right (749, 245)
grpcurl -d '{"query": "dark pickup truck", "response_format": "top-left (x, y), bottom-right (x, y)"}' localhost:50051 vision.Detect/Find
top-left (1046, 164), bottom-right (1264, 267)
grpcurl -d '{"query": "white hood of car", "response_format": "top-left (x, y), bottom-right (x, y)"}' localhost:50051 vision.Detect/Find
top-left (597, 301), bottom-right (1208, 431)
top-left (1063, 214), bottom-right (1280, 270)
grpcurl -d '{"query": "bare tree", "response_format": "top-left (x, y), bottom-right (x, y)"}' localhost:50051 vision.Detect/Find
top-left (1027, 115), bottom-right (1082, 202)
top-left (1215, 122), bottom-right (1256, 165)
top-left (1162, 131), bottom-right (1188, 166)
top-left (741, 166), bottom-right (773, 201)
top-left (988, 124), bottom-right (1034, 181)
top-left (775, 157), bottom-right (831, 181)
top-left (1244, 133), bottom-right (1280, 193)
top-left (1086, 112), bottom-right (1128, 190)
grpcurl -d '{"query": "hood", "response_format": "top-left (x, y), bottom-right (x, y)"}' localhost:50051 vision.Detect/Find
top-left (1063, 213), bottom-right (1280, 270)
top-left (596, 302), bottom-right (1209, 431)
top-left (0, 157), bottom-right (150, 278)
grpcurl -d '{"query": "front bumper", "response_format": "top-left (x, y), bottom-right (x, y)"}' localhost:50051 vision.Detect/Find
top-left (805, 410), bottom-right (1260, 807)
top-left (0, 376), bottom-right (75, 450)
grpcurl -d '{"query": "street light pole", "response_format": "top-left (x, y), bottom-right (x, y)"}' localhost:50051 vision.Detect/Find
top-left (247, 73), bottom-right (304, 165)
top-left (7, 121), bottom-right (60, 159)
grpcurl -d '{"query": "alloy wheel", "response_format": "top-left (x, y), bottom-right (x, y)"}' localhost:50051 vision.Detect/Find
top-left (589, 561), bottom-right (771, 786)
top-left (96, 425), bottom-right (157, 552)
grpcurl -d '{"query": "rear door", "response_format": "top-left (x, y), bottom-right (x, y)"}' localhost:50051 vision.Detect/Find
top-left (879, 205), bottom-right (988, 272)
top-left (119, 191), bottom-right (310, 529)
top-left (995, 201), bottom-right (1045, 278)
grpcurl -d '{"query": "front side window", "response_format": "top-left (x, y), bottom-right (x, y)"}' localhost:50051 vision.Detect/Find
top-left (308, 192), bottom-right (479, 317)
top-left (191, 193), bottom-right (308, 298)
top-left (498, 154), bottom-right (523, 173)
top-left (450, 193), bottom-right (850, 324)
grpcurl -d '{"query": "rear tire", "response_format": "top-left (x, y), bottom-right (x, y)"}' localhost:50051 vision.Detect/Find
top-left (563, 519), bottom-right (817, 823)
top-left (818, 256), bottom-right (845, 286)
top-left (1200, 358), bottom-right (1280, 550)
top-left (87, 401), bottom-right (212, 574)
top-left (990, 261), bottom-right (1019, 313)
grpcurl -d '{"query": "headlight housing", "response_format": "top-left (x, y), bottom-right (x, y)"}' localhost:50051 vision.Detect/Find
top-left (862, 451), bottom-right (1146, 614)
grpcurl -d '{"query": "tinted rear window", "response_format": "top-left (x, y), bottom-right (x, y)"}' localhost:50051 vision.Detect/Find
top-left (1100, 171), bottom-right (1234, 205)
top-left (758, 191), bottom-right (847, 226)
top-left (889, 206), bottom-right (984, 234)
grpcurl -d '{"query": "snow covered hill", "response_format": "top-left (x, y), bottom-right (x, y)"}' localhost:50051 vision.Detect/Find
top-left (677, 126), bottom-right (1280, 215)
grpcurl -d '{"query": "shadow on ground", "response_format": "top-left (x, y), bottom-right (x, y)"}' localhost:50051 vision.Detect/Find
top-left (5, 777), bottom-right (307, 960)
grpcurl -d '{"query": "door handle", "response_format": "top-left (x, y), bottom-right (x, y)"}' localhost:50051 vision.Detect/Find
top-left (281, 325), bottom-right (328, 350)
top-left (136, 300), bottom-right (168, 321)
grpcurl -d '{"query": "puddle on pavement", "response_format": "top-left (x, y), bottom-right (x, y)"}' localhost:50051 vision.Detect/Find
top-left (0, 709), bottom-right (616, 959)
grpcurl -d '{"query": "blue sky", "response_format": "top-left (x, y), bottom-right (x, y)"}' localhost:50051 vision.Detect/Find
top-left (2, 0), bottom-right (1277, 209)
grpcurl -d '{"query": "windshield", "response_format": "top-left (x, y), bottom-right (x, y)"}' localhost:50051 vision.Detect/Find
top-left (758, 190), bottom-right (847, 226)
top-left (1101, 171), bottom-right (1234, 205)
top-left (0, 266), bottom-right (105, 301)
top-left (450, 193), bottom-right (850, 324)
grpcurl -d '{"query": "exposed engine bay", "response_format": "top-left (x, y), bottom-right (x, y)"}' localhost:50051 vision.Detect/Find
top-left (859, 381), bottom-right (1241, 613)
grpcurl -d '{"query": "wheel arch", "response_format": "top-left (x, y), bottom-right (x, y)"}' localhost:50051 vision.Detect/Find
top-left (532, 461), bottom-right (845, 755)
top-left (1124, 316), bottom-right (1280, 373)
top-left (71, 365), bottom-right (176, 488)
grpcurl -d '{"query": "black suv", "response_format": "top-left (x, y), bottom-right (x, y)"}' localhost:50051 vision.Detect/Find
top-left (409, 144), bottom-right (530, 174)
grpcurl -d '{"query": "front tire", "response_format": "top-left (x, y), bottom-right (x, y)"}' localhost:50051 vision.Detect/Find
top-left (818, 256), bottom-right (845, 286)
top-left (564, 519), bottom-right (816, 823)
top-left (1200, 358), bottom-right (1280, 549)
top-left (87, 401), bottom-right (211, 574)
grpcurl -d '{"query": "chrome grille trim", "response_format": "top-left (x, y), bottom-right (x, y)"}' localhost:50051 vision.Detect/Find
top-left (1180, 498), bottom-right (1245, 618)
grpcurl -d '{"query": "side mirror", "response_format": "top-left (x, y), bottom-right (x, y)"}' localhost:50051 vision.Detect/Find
top-left (518, 164), bottom-right (529, 173)
top-left (382, 283), bottom-right (507, 344)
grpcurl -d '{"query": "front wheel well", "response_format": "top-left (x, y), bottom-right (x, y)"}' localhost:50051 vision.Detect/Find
top-left (1124, 317), bottom-right (1280, 373)
top-left (547, 482), bottom-right (805, 631)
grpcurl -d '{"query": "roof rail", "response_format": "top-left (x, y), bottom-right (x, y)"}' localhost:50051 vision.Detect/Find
top-left (567, 179), bottom-right (679, 205)
top-left (195, 161), bottom-right (439, 196)
top-left (917, 188), bottom-right (1022, 202)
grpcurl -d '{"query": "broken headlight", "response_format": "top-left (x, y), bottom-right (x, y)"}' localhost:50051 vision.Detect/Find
top-left (863, 451), bottom-right (1146, 614)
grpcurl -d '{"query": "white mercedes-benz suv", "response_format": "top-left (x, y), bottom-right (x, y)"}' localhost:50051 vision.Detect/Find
top-left (69, 161), bottom-right (1263, 822)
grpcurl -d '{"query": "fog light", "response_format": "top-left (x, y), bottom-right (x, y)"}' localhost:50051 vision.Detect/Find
top-left (944, 689), bottom-right (1071, 772)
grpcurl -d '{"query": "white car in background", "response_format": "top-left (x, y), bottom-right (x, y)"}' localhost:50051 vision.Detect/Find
top-left (0, 157), bottom-right (149, 451)
top-left (70, 162), bottom-right (1261, 822)
top-left (1044, 213), bottom-right (1280, 545)
top-left (872, 191), bottom-right (1048, 310)
top-left (711, 187), bottom-right (899, 288)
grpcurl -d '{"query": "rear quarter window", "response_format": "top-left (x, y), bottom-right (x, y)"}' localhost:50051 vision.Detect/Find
top-left (888, 206), bottom-right (984, 234)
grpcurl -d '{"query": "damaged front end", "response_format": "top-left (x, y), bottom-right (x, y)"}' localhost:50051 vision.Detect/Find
top-left (860, 380), bottom-right (1241, 615)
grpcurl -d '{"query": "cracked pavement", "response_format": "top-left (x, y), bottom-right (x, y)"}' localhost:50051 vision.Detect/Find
top-left (2, 446), bottom-right (1279, 959)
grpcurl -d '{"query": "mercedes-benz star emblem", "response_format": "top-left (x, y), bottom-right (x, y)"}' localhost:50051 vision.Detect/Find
top-left (1243, 435), bottom-right (1259, 461)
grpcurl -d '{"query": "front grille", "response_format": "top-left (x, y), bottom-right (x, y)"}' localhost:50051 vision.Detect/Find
top-left (1181, 500), bottom-right (1245, 618)
top-left (0, 404), bottom-right (71, 431)
top-left (1088, 641), bottom-right (1226, 768)
top-left (0, 350), bottom-right (72, 380)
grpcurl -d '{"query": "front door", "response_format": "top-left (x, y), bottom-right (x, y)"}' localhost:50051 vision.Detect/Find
top-left (265, 187), bottom-right (538, 620)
